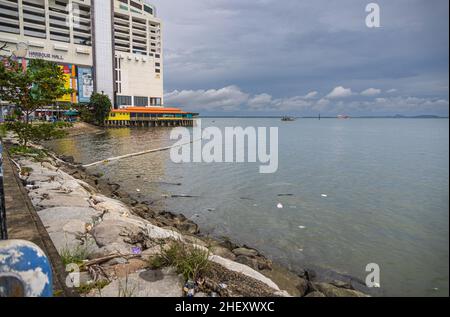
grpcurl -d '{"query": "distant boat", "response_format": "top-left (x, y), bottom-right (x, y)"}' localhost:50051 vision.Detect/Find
top-left (337, 115), bottom-right (350, 119)
top-left (281, 116), bottom-right (296, 121)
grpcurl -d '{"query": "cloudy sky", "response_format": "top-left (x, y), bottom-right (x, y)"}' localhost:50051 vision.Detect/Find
top-left (152, 0), bottom-right (449, 116)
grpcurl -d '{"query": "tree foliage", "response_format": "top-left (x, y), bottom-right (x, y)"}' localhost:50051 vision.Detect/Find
top-left (0, 57), bottom-right (70, 123)
top-left (89, 92), bottom-right (112, 125)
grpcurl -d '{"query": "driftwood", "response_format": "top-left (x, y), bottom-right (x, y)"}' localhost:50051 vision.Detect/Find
top-left (81, 253), bottom-right (140, 268)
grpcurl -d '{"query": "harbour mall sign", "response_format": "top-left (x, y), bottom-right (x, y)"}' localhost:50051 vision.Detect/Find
top-left (28, 51), bottom-right (64, 61)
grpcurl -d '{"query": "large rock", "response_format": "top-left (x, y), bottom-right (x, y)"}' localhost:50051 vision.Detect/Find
top-left (91, 268), bottom-right (184, 297)
top-left (91, 219), bottom-right (141, 247)
top-left (110, 259), bottom-right (149, 278)
top-left (34, 193), bottom-right (92, 209)
top-left (209, 255), bottom-right (281, 291)
top-left (305, 291), bottom-right (325, 297)
top-left (38, 207), bottom-right (102, 229)
top-left (260, 263), bottom-right (306, 297)
top-left (211, 246), bottom-right (236, 261)
top-left (90, 195), bottom-right (131, 215)
top-left (49, 231), bottom-right (80, 252)
top-left (232, 247), bottom-right (258, 257)
top-left (311, 283), bottom-right (369, 297)
top-left (91, 243), bottom-right (134, 259)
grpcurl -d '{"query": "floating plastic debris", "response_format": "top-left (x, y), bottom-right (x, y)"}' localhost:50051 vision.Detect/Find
top-left (321, 194), bottom-right (328, 198)
top-left (298, 225), bottom-right (306, 229)
top-left (207, 208), bottom-right (216, 212)
top-left (277, 203), bottom-right (284, 209)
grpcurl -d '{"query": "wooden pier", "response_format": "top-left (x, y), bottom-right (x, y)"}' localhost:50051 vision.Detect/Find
top-left (105, 118), bottom-right (195, 127)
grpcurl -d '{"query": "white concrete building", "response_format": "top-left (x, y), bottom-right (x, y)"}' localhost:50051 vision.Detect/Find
top-left (0, 0), bottom-right (163, 108)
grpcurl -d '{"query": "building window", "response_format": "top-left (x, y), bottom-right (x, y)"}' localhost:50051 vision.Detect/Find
top-left (130, 1), bottom-right (142, 10)
top-left (150, 97), bottom-right (162, 106)
top-left (134, 96), bottom-right (148, 107)
top-left (155, 69), bottom-right (160, 73)
top-left (144, 5), bottom-right (153, 15)
top-left (155, 63), bottom-right (160, 67)
top-left (116, 95), bottom-right (132, 106)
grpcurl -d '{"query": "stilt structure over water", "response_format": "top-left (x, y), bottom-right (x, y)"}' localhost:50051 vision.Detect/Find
top-left (105, 107), bottom-right (198, 127)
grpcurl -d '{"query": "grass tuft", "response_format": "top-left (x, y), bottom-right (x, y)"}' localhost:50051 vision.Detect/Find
top-left (60, 244), bottom-right (91, 266)
top-left (148, 241), bottom-right (210, 281)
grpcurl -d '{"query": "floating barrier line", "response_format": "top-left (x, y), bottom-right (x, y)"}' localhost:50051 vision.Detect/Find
top-left (82, 138), bottom-right (201, 168)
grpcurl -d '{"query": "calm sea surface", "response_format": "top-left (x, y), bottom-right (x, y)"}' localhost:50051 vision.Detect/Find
top-left (46, 118), bottom-right (449, 296)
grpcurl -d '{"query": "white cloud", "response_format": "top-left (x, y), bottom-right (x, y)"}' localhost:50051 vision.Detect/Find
top-left (361, 88), bottom-right (381, 96)
top-left (248, 93), bottom-right (273, 109)
top-left (303, 91), bottom-right (318, 99)
top-left (164, 85), bottom-right (249, 111)
top-left (165, 85), bottom-right (449, 116)
top-left (326, 86), bottom-right (353, 99)
top-left (387, 89), bottom-right (398, 93)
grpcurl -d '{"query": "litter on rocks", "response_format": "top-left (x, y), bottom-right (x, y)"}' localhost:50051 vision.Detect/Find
top-left (132, 247), bottom-right (142, 255)
top-left (183, 280), bottom-right (196, 297)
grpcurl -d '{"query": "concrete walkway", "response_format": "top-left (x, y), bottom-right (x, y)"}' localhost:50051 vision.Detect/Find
top-left (2, 148), bottom-right (77, 297)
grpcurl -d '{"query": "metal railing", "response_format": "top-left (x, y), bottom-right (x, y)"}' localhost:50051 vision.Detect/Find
top-left (0, 140), bottom-right (7, 240)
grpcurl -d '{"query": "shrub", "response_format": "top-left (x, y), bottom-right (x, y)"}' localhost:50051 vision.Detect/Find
top-left (5, 121), bottom-right (70, 146)
top-left (89, 93), bottom-right (112, 125)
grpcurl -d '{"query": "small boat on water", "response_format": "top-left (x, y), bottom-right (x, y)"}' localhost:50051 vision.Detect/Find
top-left (281, 116), bottom-right (296, 121)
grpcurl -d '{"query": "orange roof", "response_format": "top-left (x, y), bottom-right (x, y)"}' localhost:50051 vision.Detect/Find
top-left (112, 106), bottom-right (191, 114)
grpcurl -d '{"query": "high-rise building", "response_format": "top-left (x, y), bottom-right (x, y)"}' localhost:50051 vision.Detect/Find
top-left (0, 0), bottom-right (163, 108)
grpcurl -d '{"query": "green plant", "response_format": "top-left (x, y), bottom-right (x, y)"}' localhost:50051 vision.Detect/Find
top-left (8, 145), bottom-right (47, 160)
top-left (5, 121), bottom-right (70, 146)
top-left (0, 123), bottom-right (7, 137)
top-left (78, 105), bottom-right (95, 123)
top-left (60, 244), bottom-right (91, 266)
top-left (89, 92), bottom-right (112, 125)
top-left (118, 274), bottom-right (137, 297)
top-left (0, 58), bottom-right (72, 124)
top-left (149, 241), bottom-right (211, 281)
top-left (77, 280), bottom-right (110, 295)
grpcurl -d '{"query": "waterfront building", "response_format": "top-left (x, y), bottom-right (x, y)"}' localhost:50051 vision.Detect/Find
top-left (106, 106), bottom-right (197, 127)
top-left (0, 0), bottom-right (164, 108)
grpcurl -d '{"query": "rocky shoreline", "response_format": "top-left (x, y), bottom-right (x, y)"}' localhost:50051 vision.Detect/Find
top-left (4, 132), bottom-right (370, 297)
